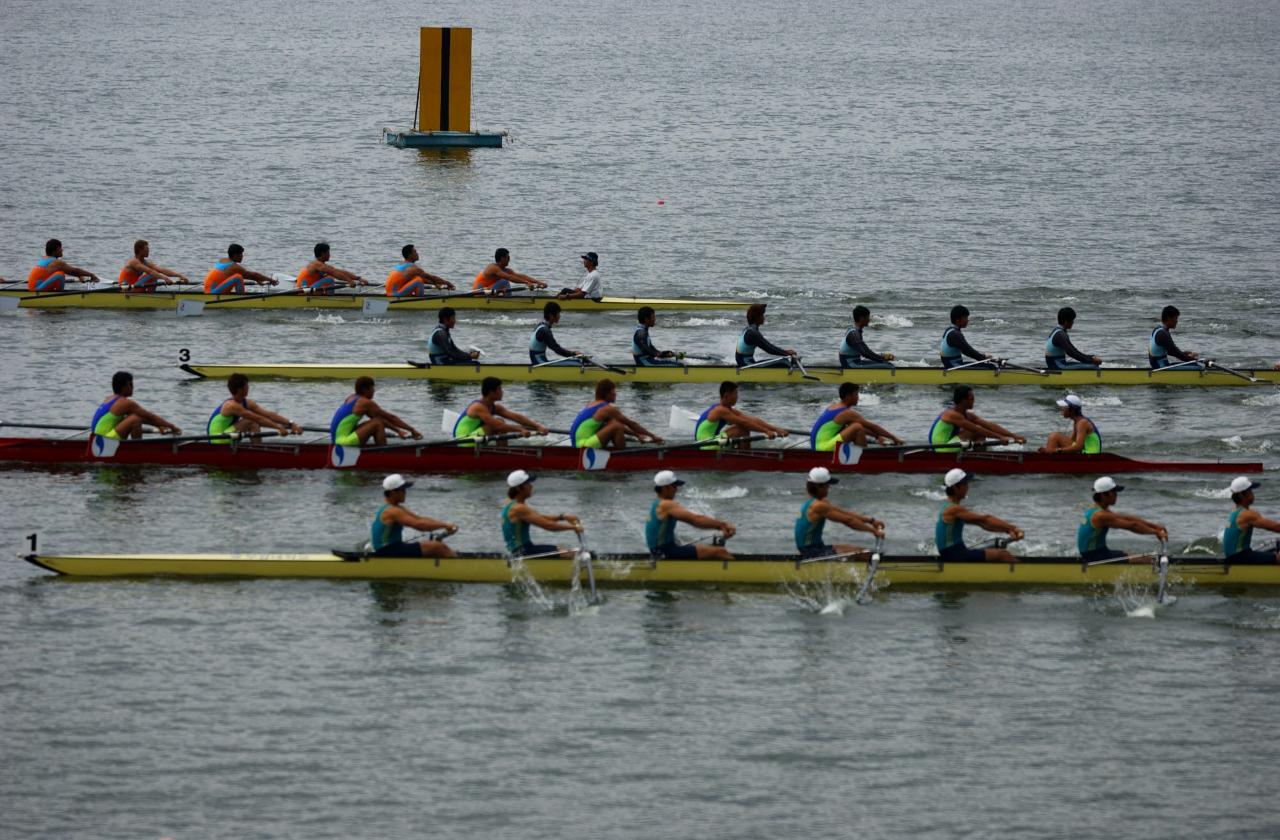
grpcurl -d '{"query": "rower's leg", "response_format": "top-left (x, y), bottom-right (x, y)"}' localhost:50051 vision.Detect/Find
top-left (417, 540), bottom-right (457, 558)
top-left (696, 544), bottom-right (734, 560)
top-left (986, 548), bottom-right (1017, 563)
top-left (115, 415), bottom-right (146, 439)
top-left (1043, 431), bottom-right (1070, 453)
top-left (355, 418), bottom-right (387, 445)
top-left (724, 425), bottom-right (751, 448)
top-left (596, 420), bottom-right (628, 449)
top-left (840, 424), bottom-right (869, 446)
top-left (234, 418), bottom-right (261, 436)
top-left (834, 543), bottom-right (864, 557)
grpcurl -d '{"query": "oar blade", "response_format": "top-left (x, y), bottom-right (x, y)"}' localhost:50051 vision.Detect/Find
top-left (669, 405), bottom-right (698, 433)
top-left (0, 297), bottom-right (19, 313)
top-left (441, 409), bottom-right (461, 433)
top-left (176, 299), bottom-right (206, 317)
top-left (362, 298), bottom-right (390, 317)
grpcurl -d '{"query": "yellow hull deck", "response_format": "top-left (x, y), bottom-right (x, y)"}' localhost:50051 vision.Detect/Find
top-left (24, 552), bottom-right (1278, 589)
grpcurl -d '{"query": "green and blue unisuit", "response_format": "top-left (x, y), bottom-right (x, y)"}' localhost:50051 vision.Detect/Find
top-left (928, 412), bottom-right (962, 452)
top-left (693, 403), bottom-right (725, 449)
top-left (329, 394), bottom-right (364, 447)
top-left (90, 394), bottom-right (126, 440)
top-left (206, 396), bottom-right (246, 444)
top-left (570, 401), bottom-right (607, 448)
top-left (809, 404), bottom-right (846, 452)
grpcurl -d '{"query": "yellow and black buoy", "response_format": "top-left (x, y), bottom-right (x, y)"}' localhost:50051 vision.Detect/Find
top-left (384, 27), bottom-right (504, 149)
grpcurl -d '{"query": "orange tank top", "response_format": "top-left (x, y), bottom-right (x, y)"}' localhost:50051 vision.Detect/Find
top-left (473, 269), bottom-right (497, 290)
top-left (297, 264), bottom-right (322, 289)
top-left (204, 261), bottom-right (243, 293)
top-left (28, 258), bottom-right (61, 291)
top-left (385, 261), bottom-right (415, 295)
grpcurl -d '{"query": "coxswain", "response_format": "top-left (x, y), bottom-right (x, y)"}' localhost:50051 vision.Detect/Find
top-left (632, 306), bottom-right (680, 366)
top-left (453, 377), bottom-right (549, 440)
top-left (569, 378), bottom-right (662, 448)
top-left (473, 247), bottom-right (547, 296)
top-left (810, 383), bottom-right (903, 451)
top-left (647, 471), bottom-right (735, 560)
top-left (1222, 477), bottom-right (1280, 564)
top-left (203, 243), bottom-right (278, 294)
top-left (206, 372), bottom-right (301, 443)
top-left (1044, 307), bottom-right (1101, 370)
top-left (928, 384), bottom-right (1026, 451)
top-left (330, 376), bottom-right (422, 447)
top-left (936, 469), bottom-right (1022, 562)
top-left (838, 305), bottom-right (896, 369)
top-left (1148, 305), bottom-right (1200, 369)
top-left (428, 307), bottom-right (481, 364)
top-left (1077, 476), bottom-right (1168, 562)
top-left (502, 470), bottom-right (582, 559)
top-left (28, 239), bottom-right (99, 291)
top-left (529, 301), bottom-right (581, 365)
top-left (386, 244), bottom-right (453, 297)
top-left (119, 239), bottom-right (187, 291)
top-left (556, 252), bottom-right (603, 300)
top-left (90, 371), bottom-right (181, 440)
top-left (735, 303), bottom-right (797, 368)
top-left (693, 381), bottom-right (789, 449)
top-left (371, 474), bottom-right (457, 558)
top-left (939, 304), bottom-right (994, 369)
top-left (296, 242), bottom-right (367, 294)
top-left (795, 467), bottom-right (885, 559)
top-left (1040, 394), bottom-right (1101, 454)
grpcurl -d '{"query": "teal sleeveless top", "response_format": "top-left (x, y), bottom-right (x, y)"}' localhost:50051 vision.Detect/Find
top-left (502, 501), bottom-right (532, 554)
top-left (1076, 506), bottom-right (1109, 555)
top-left (371, 504), bottom-right (403, 550)
top-left (1223, 508), bottom-right (1252, 557)
top-left (646, 499), bottom-right (678, 549)
top-left (794, 499), bottom-right (826, 551)
top-left (935, 503), bottom-right (964, 552)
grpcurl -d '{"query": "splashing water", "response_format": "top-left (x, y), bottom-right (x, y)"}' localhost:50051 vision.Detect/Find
top-left (874, 314), bottom-right (914, 328)
top-left (684, 486), bottom-right (749, 500)
top-left (1243, 392), bottom-right (1280, 408)
top-left (782, 566), bottom-right (866, 616)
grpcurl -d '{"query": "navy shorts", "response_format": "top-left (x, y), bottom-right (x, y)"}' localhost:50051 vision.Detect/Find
top-left (940, 544), bottom-right (989, 562)
top-left (798, 544), bottom-right (837, 560)
top-left (651, 543), bottom-right (698, 560)
top-left (1081, 548), bottom-right (1126, 562)
top-left (1227, 549), bottom-right (1278, 565)
top-left (512, 543), bottom-right (559, 558)
top-left (373, 541), bottom-right (422, 558)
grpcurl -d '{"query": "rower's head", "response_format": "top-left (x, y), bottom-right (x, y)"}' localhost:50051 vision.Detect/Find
top-left (507, 469), bottom-right (535, 500)
top-left (543, 300), bottom-right (562, 325)
top-left (581, 251), bottom-right (599, 270)
top-left (481, 376), bottom-right (503, 401)
top-left (402, 244), bottom-right (418, 262)
top-left (806, 466), bottom-right (839, 499)
top-left (1161, 305), bottom-right (1180, 329)
top-left (314, 242), bottom-right (330, 261)
top-left (839, 382), bottom-right (859, 406)
top-left (227, 243), bottom-right (244, 262)
top-left (134, 239), bottom-right (149, 258)
top-left (638, 306), bottom-right (656, 327)
top-left (495, 247), bottom-right (510, 267)
top-left (1091, 475), bottom-right (1123, 508)
top-left (1056, 393), bottom-right (1083, 418)
top-left (852, 305), bottom-right (871, 327)
top-left (952, 384), bottom-right (975, 410)
top-left (45, 238), bottom-right (62, 257)
top-left (654, 469), bottom-right (685, 500)
top-left (439, 306), bottom-right (457, 328)
top-left (227, 372), bottom-right (250, 399)
top-left (1057, 306), bottom-right (1076, 329)
top-left (949, 304), bottom-right (970, 328)
top-left (747, 303), bottom-right (767, 327)
top-left (719, 380), bottom-right (739, 407)
top-left (595, 378), bottom-right (617, 402)
top-left (354, 375), bottom-right (376, 398)
top-left (944, 468), bottom-right (972, 501)
top-left (1229, 476), bottom-right (1260, 507)
top-left (111, 370), bottom-right (133, 396)
top-left (383, 473), bottom-right (413, 504)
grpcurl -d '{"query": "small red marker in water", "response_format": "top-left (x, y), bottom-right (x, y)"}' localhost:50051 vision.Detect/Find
top-left (657, 199), bottom-right (665, 205)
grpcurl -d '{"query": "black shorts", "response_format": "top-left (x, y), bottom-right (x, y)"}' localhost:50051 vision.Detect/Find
top-left (1081, 548), bottom-right (1126, 562)
top-left (373, 541), bottom-right (422, 558)
top-left (651, 543), bottom-right (698, 560)
top-left (798, 544), bottom-right (837, 560)
top-left (1227, 549), bottom-right (1278, 565)
top-left (511, 543), bottom-right (559, 558)
top-left (940, 544), bottom-right (989, 562)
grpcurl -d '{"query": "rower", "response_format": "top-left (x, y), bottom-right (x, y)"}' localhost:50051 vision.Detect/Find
top-left (632, 306), bottom-right (680, 366)
top-left (90, 371), bottom-right (181, 440)
top-left (647, 470), bottom-right (735, 560)
top-left (473, 247), bottom-right (547, 296)
top-left (939, 305), bottom-right (994, 369)
top-left (838, 305), bottom-right (896, 369)
top-left (502, 470), bottom-right (582, 559)
top-left (203, 244), bottom-right (278, 294)
top-left (1077, 476), bottom-right (1167, 562)
top-left (556, 252), bottom-right (603, 300)
top-left (206, 372), bottom-right (301, 443)
top-left (1044, 307), bottom-right (1101, 370)
top-left (693, 381), bottom-right (788, 449)
top-left (1040, 394), bottom-right (1101, 454)
top-left (735, 303), bottom-right (797, 368)
top-left (296, 242), bottom-right (366, 294)
top-left (1222, 477), bottom-right (1280, 564)
top-left (386, 244), bottom-right (454, 297)
top-left (119, 240), bottom-right (187, 291)
top-left (1148, 305), bottom-right (1200, 369)
top-left (330, 376), bottom-right (423, 447)
top-left (928, 385), bottom-right (1026, 451)
top-left (936, 468), bottom-right (1022, 562)
top-left (453, 376), bottom-right (549, 440)
top-left (371, 474), bottom-right (457, 558)
top-left (529, 301), bottom-right (581, 365)
top-left (428, 307), bottom-right (481, 364)
top-left (28, 239), bottom-right (99, 291)
top-left (570, 378), bottom-right (662, 449)
top-left (810, 383), bottom-right (903, 451)
top-left (795, 467), bottom-right (885, 560)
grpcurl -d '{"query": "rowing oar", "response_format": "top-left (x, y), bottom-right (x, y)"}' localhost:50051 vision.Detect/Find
top-left (198, 285), bottom-right (304, 307)
top-left (1155, 539), bottom-right (1171, 604)
top-left (612, 433), bottom-right (769, 457)
top-left (737, 355), bottom-right (819, 381)
top-left (121, 430), bottom-right (286, 446)
top-left (15, 284), bottom-right (126, 301)
top-left (0, 420), bottom-right (91, 432)
top-left (1204, 360), bottom-right (1259, 383)
top-left (677, 352), bottom-right (724, 363)
top-left (575, 531), bottom-right (598, 604)
top-left (357, 431), bottom-right (524, 453)
top-left (855, 536), bottom-right (886, 604)
top-left (995, 358), bottom-right (1048, 376)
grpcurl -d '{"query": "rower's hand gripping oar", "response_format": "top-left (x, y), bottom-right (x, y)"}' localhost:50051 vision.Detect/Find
top-left (854, 535), bottom-right (885, 605)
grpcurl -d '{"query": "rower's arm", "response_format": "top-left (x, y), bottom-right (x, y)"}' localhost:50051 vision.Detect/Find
top-left (245, 400), bottom-right (295, 430)
top-left (949, 330), bottom-right (987, 361)
top-left (1054, 331), bottom-right (1097, 365)
top-left (850, 411), bottom-right (902, 444)
top-left (472, 405), bottom-right (526, 435)
top-left (540, 327), bottom-right (577, 358)
top-left (57, 260), bottom-right (98, 281)
top-left (240, 267), bottom-right (278, 285)
top-left (129, 402), bottom-right (180, 433)
top-left (621, 413), bottom-right (661, 443)
top-left (827, 505), bottom-right (884, 536)
top-left (850, 330), bottom-right (891, 363)
top-left (499, 267), bottom-right (544, 288)
top-left (666, 501), bottom-right (732, 533)
top-left (750, 330), bottom-right (793, 358)
top-left (952, 507), bottom-right (1019, 536)
top-left (517, 508), bottom-right (579, 532)
top-left (495, 405), bottom-right (547, 433)
top-left (1095, 510), bottom-right (1167, 540)
top-left (438, 332), bottom-right (474, 362)
top-left (724, 409), bottom-right (782, 435)
top-left (1245, 511), bottom-right (1280, 534)
top-left (971, 413), bottom-right (1020, 441)
top-left (409, 266), bottom-right (453, 288)
top-left (323, 265), bottom-right (365, 285)
top-left (366, 402), bottom-right (419, 437)
top-left (948, 411), bottom-right (998, 438)
top-left (1155, 329), bottom-right (1193, 361)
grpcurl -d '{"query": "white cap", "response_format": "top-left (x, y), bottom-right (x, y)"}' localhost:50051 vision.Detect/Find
top-left (1093, 476), bottom-right (1124, 494)
top-left (1056, 394), bottom-right (1083, 409)
top-left (382, 474), bottom-right (414, 492)
top-left (943, 468), bottom-right (972, 488)
top-left (506, 469), bottom-right (536, 488)
top-left (1229, 476), bottom-right (1260, 495)
top-left (654, 470), bottom-right (686, 487)
top-left (807, 466), bottom-right (839, 484)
